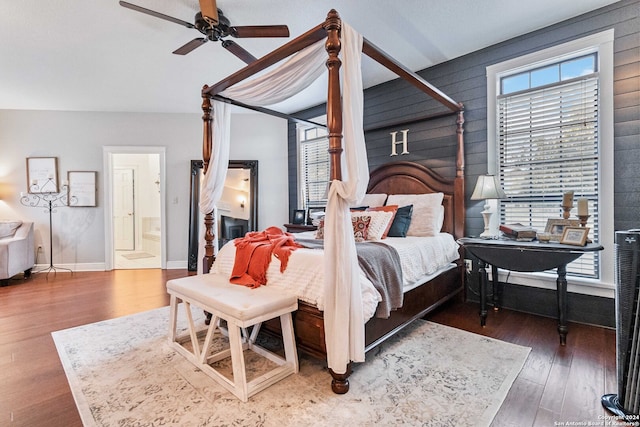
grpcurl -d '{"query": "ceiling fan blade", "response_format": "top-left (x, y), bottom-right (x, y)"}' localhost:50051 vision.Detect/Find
top-left (198, 0), bottom-right (219, 27)
top-left (221, 40), bottom-right (257, 64)
top-left (173, 38), bottom-right (208, 55)
top-left (119, 1), bottom-right (194, 29)
top-left (230, 25), bottom-right (290, 38)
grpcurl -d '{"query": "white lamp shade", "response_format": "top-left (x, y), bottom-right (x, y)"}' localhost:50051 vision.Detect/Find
top-left (470, 175), bottom-right (506, 200)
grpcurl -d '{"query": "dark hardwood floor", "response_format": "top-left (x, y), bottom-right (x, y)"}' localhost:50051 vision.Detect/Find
top-left (0, 270), bottom-right (617, 426)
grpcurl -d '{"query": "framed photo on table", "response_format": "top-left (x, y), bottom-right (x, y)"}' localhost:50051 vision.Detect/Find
top-left (544, 218), bottom-right (580, 241)
top-left (68, 171), bottom-right (97, 207)
top-left (292, 209), bottom-right (306, 225)
top-left (560, 227), bottom-right (590, 246)
top-left (26, 157), bottom-right (59, 193)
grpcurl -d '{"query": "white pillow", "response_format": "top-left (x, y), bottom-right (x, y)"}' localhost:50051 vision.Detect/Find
top-left (355, 193), bottom-right (387, 208)
top-left (364, 210), bottom-right (394, 241)
top-left (386, 193), bottom-right (444, 237)
top-left (0, 220), bottom-right (22, 239)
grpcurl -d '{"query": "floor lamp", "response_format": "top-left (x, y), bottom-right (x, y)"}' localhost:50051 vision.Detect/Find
top-left (471, 175), bottom-right (506, 238)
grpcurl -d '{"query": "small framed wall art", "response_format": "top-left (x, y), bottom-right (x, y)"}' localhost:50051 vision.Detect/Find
top-left (68, 171), bottom-right (97, 207)
top-left (26, 157), bottom-right (59, 193)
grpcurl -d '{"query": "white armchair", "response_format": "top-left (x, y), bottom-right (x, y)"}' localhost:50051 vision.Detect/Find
top-left (0, 221), bottom-right (35, 286)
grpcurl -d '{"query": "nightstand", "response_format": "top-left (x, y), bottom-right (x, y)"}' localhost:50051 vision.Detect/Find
top-left (284, 224), bottom-right (317, 233)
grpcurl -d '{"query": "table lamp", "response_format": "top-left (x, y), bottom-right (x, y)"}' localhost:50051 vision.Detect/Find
top-left (471, 174), bottom-right (506, 238)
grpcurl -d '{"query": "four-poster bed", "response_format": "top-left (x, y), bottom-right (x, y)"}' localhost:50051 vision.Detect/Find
top-left (197, 9), bottom-right (466, 394)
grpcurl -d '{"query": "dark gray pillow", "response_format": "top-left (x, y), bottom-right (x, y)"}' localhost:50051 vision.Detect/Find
top-left (386, 205), bottom-right (413, 237)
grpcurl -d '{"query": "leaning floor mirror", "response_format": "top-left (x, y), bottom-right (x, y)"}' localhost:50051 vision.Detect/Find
top-left (188, 160), bottom-right (258, 271)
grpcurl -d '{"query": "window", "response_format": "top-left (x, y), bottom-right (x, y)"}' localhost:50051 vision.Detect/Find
top-left (297, 120), bottom-right (329, 209)
top-left (498, 55), bottom-right (599, 277)
top-left (487, 30), bottom-right (615, 291)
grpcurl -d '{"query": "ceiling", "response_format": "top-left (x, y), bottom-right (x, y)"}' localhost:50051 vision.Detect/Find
top-left (0, 0), bottom-right (619, 115)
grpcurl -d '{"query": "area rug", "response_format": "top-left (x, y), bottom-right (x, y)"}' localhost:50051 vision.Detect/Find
top-left (121, 252), bottom-right (155, 260)
top-left (52, 306), bottom-right (530, 427)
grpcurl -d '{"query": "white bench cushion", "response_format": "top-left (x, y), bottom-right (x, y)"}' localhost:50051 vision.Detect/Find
top-left (167, 274), bottom-right (297, 322)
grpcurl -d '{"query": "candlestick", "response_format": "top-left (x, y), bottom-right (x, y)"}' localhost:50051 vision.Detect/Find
top-left (20, 183), bottom-right (77, 277)
top-left (578, 214), bottom-right (590, 228)
top-left (577, 197), bottom-right (588, 216)
top-left (562, 191), bottom-right (574, 208)
top-left (562, 205), bottom-right (572, 219)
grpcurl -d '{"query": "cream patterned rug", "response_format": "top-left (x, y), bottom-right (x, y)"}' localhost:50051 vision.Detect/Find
top-left (52, 305), bottom-right (530, 427)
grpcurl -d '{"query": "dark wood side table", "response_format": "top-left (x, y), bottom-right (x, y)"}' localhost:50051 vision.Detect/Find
top-left (284, 224), bottom-right (317, 233)
top-left (457, 237), bottom-right (603, 345)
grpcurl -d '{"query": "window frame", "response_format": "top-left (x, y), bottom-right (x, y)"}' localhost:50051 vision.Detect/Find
top-left (486, 29), bottom-right (615, 297)
top-left (296, 116), bottom-right (329, 210)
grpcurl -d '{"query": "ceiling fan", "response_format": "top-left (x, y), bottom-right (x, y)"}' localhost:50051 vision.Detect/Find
top-left (119, 0), bottom-right (290, 64)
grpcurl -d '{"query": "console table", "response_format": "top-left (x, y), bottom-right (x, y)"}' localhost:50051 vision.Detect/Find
top-left (458, 237), bottom-right (603, 345)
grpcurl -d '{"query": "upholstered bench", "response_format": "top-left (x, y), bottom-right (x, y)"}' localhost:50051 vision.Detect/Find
top-left (166, 274), bottom-right (298, 402)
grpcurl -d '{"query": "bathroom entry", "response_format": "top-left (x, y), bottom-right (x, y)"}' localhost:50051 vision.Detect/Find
top-left (111, 153), bottom-right (162, 269)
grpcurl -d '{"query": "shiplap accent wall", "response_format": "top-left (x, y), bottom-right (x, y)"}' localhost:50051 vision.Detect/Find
top-left (286, 0), bottom-right (638, 326)
top-left (288, 0), bottom-right (639, 236)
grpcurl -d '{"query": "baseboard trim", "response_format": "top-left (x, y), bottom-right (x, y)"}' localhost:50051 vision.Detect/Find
top-left (32, 261), bottom-right (188, 271)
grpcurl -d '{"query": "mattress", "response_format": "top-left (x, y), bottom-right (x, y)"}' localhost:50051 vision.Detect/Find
top-left (210, 232), bottom-right (460, 322)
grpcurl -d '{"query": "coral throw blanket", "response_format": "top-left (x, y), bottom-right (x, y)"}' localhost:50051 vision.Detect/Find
top-left (230, 226), bottom-right (302, 288)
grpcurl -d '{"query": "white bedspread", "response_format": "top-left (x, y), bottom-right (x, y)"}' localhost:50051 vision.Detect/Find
top-left (210, 232), bottom-right (460, 322)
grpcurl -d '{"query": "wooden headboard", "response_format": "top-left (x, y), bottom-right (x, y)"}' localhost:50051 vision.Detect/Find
top-left (367, 161), bottom-right (464, 239)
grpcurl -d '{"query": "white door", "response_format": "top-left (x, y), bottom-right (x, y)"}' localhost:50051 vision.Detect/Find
top-left (114, 168), bottom-right (135, 251)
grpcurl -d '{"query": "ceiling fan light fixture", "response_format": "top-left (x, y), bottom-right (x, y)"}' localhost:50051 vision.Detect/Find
top-left (120, 0), bottom-right (289, 61)
top-left (203, 15), bottom-right (219, 27)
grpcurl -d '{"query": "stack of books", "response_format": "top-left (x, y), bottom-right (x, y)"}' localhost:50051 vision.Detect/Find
top-left (499, 223), bottom-right (537, 241)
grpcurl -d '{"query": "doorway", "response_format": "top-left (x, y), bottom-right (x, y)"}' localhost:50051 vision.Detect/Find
top-left (103, 147), bottom-right (166, 270)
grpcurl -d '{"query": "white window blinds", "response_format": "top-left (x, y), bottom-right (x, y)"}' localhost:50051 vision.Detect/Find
top-left (498, 75), bottom-right (599, 277)
top-left (299, 133), bottom-right (329, 208)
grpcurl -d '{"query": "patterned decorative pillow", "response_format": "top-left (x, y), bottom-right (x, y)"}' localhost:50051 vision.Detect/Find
top-left (351, 214), bottom-right (371, 242)
top-left (315, 220), bottom-right (324, 239)
top-left (315, 214), bottom-right (372, 242)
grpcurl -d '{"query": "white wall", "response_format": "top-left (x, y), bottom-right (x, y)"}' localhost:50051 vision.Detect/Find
top-left (0, 109), bottom-right (288, 269)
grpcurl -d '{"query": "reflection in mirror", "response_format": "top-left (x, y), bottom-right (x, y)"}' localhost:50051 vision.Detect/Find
top-left (188, 160), bottom-right (258, 271)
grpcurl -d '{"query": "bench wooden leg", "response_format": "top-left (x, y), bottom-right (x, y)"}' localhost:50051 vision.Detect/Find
top-left (228, 322), bottom-right (249, 401)
top-left (281, 313), bottom-right (299, 373)
top-left (169, 294), bottom-right (178, 342)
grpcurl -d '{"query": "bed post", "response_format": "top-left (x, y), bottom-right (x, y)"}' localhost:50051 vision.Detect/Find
top-left (325, 9), bottom-right (343, 182)
top-left (201, 87), bottom-right (215, 273)
top-left (324, 8), bottom-right (352, 395)
top-left (454, 106), bottom-right (465, 240)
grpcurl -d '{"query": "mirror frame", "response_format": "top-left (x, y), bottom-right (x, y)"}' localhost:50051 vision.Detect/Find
top-left (188, 160), bottom-right (258, 271)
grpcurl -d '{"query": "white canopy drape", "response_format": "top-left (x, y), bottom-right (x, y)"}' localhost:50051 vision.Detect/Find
top-left (199, 23), bottom-right (369, 375)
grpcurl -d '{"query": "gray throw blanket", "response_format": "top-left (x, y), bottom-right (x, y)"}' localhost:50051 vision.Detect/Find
top-left (296, 239), bottom-right (404, 319)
